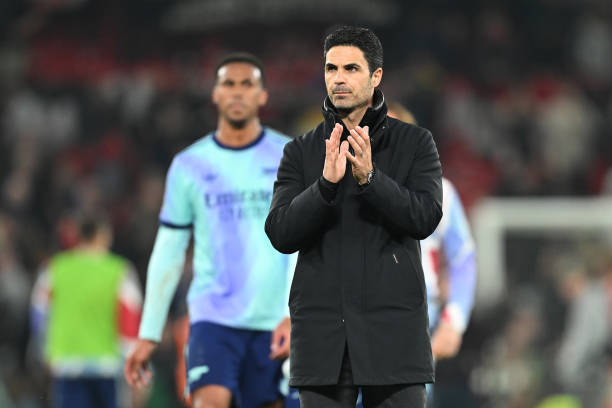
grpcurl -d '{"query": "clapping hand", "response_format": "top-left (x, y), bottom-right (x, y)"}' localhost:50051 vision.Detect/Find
top-left (322, 123), bottom-right (349, 183)
top-left (346, 125), bottom-right (373, 185)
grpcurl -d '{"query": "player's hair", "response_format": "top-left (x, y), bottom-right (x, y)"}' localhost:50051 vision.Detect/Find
top-left (79, 213), bottom-right (111, 242)
top-left (214, 52), bottom-right (266, 87)
top-left (323, 26), bottom-right (383, 75)
top-left (387, 101), bottom-right (418, 125)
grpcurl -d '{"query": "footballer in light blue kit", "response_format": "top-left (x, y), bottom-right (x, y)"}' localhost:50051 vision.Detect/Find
top-left (124, 53), bottom-right (293, 408)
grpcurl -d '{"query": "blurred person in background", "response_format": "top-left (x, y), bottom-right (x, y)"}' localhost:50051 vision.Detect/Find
top-left (266, 26), bottom-right (442, 407)
top-left (124, 52), bottom-right (293, 408)
top-left (387, 102), bottom-right (476, 363)
top-left (553, 248), bottom-right (612, 408)
top-left (30, 214), bottom-right (143, 408)
top-left (387, 103), bottom-right (476, 406)
top-left (0, 212), bottom-right (32, 406)
top-left (469, 288), bottom-right (545, 408)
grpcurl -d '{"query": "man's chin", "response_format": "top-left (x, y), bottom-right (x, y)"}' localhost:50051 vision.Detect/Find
top-left (332, 96), bottom-right (351, 107)
top-left (331, 100), bottom-right (356, 117)
top-left (228, 118), bottom-right (248, 129)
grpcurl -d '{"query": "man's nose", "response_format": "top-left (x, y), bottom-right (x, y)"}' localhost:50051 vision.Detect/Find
top-left (231, 88), bottom-right (244, 98)
top-left (333, 70), bottom-right (346, 83)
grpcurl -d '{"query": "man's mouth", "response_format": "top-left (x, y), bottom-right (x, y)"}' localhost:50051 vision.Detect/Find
top-left (333, 87), bottom-right (351, 95)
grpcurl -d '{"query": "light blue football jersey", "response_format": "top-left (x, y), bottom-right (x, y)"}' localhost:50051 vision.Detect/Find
top-left (160, 129), bottom-right (292, 331)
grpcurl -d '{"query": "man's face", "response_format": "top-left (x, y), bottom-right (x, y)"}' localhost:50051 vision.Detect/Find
top-left (324, 45), bottom-right (382, 113)
top-left (212, 62), bottom-right (268, 129)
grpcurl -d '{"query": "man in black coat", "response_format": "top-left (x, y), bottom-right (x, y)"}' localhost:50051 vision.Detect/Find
top-left (265, 26), bottom-right (443, 407)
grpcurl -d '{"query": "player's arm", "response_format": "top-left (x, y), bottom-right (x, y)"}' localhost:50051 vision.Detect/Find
top-left (118, 263), bottom-right (143, 355)
top-left (125, 156), bottom-right (193, 389)
top-left (432, 182), bottom-right (476, 359)
top-left (30, 264), bottom-right (51, 360)
top-left (265, 139), bottom-right (338, 254)
top-left (270, 252), bottom-right (297, 359)
top-left (125, 226), bottom-right (190, 388)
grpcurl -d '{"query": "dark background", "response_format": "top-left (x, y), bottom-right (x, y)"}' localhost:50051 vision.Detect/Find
top-left (1, 1), bottom-right (611, 407)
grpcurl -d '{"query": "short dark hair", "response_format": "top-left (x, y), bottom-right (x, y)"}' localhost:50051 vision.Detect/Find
top-left (79, 214), bottom-right (111, 242)
top-left (215, 52), bottom-right (266, 87)
top-left (323, 26), bottom-right (383, 75)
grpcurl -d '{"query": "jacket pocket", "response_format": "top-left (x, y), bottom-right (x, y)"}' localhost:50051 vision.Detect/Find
top-left (383, 245), bottom-right (425, 310)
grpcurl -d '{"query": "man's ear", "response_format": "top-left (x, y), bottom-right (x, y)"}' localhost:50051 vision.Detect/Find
top-left (371, 68), bottom-right (383, 88)
top-left (212, 86), bottom-right (219, 105)
top-left (258, 88), bottom-right (269, 107)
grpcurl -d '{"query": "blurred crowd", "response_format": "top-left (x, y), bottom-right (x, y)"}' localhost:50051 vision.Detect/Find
top-left (1, 0), bottom-right (612, 407)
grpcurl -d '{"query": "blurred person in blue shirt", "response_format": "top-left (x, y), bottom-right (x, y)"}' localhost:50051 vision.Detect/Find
top-left (124, 53), bottom-right (294, 408)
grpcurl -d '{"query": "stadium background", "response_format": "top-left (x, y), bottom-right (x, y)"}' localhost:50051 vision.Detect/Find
top-left (0, 0), bottom-right (611, 407)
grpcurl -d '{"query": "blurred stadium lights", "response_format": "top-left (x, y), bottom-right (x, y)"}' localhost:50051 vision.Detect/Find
top-left (161, 0), bottom-right (400, 32)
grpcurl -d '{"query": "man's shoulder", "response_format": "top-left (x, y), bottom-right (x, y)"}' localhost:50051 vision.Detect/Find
top-left (167, 133), bottom-right (215, 174)
top-left (264, 127), bottom-right (292, 145)
top-left (387, 117), bottom-right (432, 142)
top-left (49, 251), bottom-right (72, 267)
top-left (278, 122), bottom-right (325, 160)
top-left (107, 252), bottom-right (132, 268)
top-left (175, 133), bottom-right (214, 160)
top-left (293, 122), bottom-right (326, 146)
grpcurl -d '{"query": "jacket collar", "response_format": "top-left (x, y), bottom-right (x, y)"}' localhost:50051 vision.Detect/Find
top-left (322, 88), bottom-right (388, 149)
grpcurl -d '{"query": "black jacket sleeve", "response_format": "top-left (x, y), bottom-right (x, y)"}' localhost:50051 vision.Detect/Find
top-left (357, 129), bottom-right (443, 239)
top-left (265, 139), bottom-right (337, 254)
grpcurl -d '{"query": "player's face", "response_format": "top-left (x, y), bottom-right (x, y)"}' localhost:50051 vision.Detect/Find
top-left (324, 46), bottom-right (382, 113)
top-left (212, 62), bottom-right (268, 129)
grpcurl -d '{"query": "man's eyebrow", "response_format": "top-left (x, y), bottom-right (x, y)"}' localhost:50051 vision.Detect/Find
top-left (344, 63), bottom-right (361, 69)
top-left (325, 63), bottom-right (338, 69)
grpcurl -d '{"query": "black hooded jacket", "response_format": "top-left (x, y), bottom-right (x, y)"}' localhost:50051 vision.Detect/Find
top-left (265, 89), bottom-right (443, 386)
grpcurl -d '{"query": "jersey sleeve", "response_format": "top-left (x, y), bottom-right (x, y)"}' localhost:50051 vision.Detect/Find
top-left (138, 226), bottom-right (191, 342)
top-left (159, 156), bottom-right (194, 228)
top-left (440, 180), bottom-right (477, 333)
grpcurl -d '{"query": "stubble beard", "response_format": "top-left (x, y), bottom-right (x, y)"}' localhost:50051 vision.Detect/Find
top-left (222, 111), bottom-right (250, 129)
top-left (330, 81), bottom-right (372, 118)
top-left (333, 97), bottom-right (369, 118)
top-left (227, 118), bottom-right (248, 129)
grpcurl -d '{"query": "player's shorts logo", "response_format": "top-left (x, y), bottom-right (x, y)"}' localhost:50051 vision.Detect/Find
top-left (188, 365), bottom-right (210, 384)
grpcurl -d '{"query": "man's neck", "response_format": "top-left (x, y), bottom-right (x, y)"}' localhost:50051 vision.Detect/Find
top-left (340, 97), bottom-right (373, 130)
top-left (77, 242), bottom-right (108, 254)
top-left (216, 119), bottom-right (262, 148)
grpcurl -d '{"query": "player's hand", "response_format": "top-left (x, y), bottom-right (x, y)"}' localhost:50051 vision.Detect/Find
top-left (345, 125), bottom-right (373, 185)
top-left (431, 321), bottom-right (462, 360)
top-left (124, 339), bottom-right (157, 389)
top-left (270, 317), bottom-right (291, 359)
top-left (322, 123), bottom-right (349, 183)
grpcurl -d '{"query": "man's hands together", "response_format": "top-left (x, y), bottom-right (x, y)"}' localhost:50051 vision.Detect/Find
top-left (323, 123), bottom-right (373, 185)
top-left (346, 125), bottom-right (373, 185)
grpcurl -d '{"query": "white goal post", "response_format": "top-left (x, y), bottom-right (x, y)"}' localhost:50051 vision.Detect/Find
top-left (470, 197), bottom-right (612, 311)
